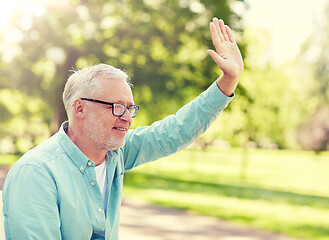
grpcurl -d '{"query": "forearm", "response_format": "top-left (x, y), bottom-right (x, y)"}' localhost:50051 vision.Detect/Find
top-left (123, 81), bottom-right (233, 171)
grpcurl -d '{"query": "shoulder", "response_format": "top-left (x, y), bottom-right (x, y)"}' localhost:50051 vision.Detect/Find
top-left (6, 132), bottom-right (68, 186)
top-left (17, 132), bottom-right (64, 167)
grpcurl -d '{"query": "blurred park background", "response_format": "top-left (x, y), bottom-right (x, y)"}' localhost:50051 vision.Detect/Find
top-left (0, 0), bottom-right (328, 239)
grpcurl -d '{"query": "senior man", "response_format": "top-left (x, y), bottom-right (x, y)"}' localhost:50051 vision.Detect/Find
top-left (2, 18), bottom-right (243, 239)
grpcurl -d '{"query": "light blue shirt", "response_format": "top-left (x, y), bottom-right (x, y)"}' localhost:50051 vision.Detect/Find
top-left (2, 82), bottom-right (233, 240)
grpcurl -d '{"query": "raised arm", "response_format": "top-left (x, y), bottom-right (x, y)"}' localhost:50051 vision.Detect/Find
top-left (207, 18), bottom-right (244, 96)
top-left (122, 18), bottom-right (243, 171)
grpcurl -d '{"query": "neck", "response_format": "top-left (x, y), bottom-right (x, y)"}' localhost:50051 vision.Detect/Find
top-left (67, 125), bottom-right (107, 166)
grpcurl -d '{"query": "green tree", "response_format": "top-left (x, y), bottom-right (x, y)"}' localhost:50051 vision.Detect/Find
top-left (1, 0), bottom-right (246, 139)
top-left (201, 27), bottom-right (305, 149)
top-left (295, 1), bottom-right (329, 151)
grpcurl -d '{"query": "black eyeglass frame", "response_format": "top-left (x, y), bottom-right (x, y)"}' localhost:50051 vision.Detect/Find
top-left (80, 98), bottom-right (140, 118)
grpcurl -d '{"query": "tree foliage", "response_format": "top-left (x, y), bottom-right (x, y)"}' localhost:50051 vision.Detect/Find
top-left (200, 27), bottom-right (307, 149)
top-left (0, 0), bottom-right (246, 153)
top-left (294, 1), bottom-right (329, 151)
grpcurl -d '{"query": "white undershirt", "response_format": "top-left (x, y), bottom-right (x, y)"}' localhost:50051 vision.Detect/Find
top-left (95, 161), bottom-right (107, 209)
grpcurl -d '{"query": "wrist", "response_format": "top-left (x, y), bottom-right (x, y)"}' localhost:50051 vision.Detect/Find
top-left (216, 74), bottom-right (239, 96)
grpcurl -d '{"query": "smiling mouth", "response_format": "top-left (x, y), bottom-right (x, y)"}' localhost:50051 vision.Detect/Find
top-left (113, 127), bottom-right (127, 132)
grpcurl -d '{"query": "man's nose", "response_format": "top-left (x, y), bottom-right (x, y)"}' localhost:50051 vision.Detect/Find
top-left (119, 109), bottom-right (133, 122)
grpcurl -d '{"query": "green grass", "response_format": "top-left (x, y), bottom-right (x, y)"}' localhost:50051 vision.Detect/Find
top-left (2, 150), bottom-right (328, 239)
top-left (123, 148), bottom-right (329, 240)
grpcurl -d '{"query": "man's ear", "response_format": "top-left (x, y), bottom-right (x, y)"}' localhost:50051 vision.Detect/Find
top-left (73, 99), bottom-right (86, 119)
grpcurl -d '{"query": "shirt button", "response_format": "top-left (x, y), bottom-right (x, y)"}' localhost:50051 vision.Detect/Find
top-left (91, 182), bottom-right (95, 186)
top-left (88, 161), bottom-right (92, 166)
top-left (80, 166), bottom-right (84, 171)
top-left (98, 208), bottom-right (102, 213)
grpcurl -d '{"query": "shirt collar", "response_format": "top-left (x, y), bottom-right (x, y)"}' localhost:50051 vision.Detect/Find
top-left (58, 121), bottom-right (91, 173)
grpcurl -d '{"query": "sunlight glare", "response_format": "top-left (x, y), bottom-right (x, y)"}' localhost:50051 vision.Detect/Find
top-left (0, 0), bottom-right (50, 31)
top-left (244, 0), bottom-right (327, 65)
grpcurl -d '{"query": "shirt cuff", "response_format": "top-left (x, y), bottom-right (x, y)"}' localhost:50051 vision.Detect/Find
top-left (205, 81), bottom-right (234, 110)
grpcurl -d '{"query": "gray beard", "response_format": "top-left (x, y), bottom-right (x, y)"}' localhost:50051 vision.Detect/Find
top-left (83, 111), bottom-right (124, 151)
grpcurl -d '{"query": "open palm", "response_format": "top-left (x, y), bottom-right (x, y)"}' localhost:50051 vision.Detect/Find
top-left (207, 18), bottom-right (244, 85)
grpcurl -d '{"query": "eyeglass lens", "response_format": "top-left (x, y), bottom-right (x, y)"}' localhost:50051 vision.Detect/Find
top-left (113, 103), bottom-right (139, 118)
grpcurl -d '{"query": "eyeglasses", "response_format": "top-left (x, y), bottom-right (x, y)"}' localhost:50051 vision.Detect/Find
top-left (80, 98), bottom-right (140, 118)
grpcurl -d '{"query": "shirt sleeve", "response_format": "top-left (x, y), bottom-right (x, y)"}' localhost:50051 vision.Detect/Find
top-left (2, 163), bottom-right (61, 240)
top-left (123, 81), bottom-right (234, 171)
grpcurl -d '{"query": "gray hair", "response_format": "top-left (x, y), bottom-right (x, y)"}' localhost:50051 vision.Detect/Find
top-left (63, 63), bottom-right (130, 120)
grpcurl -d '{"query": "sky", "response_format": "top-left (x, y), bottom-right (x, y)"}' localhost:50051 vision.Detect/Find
top-left (242, 0), bottom-right (327, 65)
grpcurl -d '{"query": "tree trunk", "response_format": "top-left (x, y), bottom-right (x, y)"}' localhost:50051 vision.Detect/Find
top-left (50, 48), bottom-right (79, 134)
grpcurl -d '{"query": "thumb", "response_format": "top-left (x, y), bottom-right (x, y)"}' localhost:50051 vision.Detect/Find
top-left (207, 49), bottom-right (224, 69)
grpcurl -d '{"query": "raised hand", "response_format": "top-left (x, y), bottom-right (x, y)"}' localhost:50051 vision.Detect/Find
top-left (207, 18), bottom-right (244, 96)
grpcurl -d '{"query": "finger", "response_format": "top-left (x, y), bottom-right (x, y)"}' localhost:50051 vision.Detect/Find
top-left (213, 17), bottom-right (224, 42)
top-left (218, 19), bottom-right (230, 41)
top-left (210, 22), bottom-right (222, 52)
top-left (225, 25), bottom-right (235, 42)
top-left (207, 49), bottom-right (224, 68)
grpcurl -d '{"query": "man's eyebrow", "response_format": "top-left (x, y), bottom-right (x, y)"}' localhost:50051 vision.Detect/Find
top-left (112, 100), bottom-right (135, 105)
